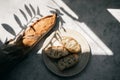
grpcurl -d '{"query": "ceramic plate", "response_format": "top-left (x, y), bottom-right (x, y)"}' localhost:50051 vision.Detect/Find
top-left (42, 28), bottom-right (91, 77)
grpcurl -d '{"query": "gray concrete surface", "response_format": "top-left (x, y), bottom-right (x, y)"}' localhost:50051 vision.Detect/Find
top-left (0, 0), bottom-right (120, 80)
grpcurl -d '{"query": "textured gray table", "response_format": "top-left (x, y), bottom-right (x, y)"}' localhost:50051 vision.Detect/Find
top-left (0, 0), bottom-right (120, 80)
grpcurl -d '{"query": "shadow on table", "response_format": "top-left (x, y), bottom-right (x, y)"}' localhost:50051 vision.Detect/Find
top-left (0, 3), bottom-right (43, 74)
top-left (0, 3), bottom-right (63, 79)
top-left (1, 0), bottom-right (120, 80)
top-left (62, 0), bottom-right (120, 80)
top-left (1, 4), bottom-right (43, 41)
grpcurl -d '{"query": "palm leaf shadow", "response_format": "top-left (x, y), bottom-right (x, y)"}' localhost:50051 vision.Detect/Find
top-left (13, 4), bottom-right (43, 35)
top-left (29, 4), bottom-right (36, 15)
top-left (37, 6), bottom-right (43, 16)
top-left (14, 14), bottom-right (24, 29)
top-left (19, 9), bottom-right (28, 22)
top-left (24, 4), bottom-right (33, 17)
top-left (0, 4), bottom-right (44, 74)
top-left (22, 4), bottom-right (43, 26)
top-left (48, 6), bottom-right (66, 31)
top-left (1, 4), bottom-right (43, 43)
top-left (1, 24), bottom-right (16, 36)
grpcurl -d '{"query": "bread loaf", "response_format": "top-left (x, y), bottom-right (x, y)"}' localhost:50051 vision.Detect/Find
top-left (22, 14), bottom-right (57, 47)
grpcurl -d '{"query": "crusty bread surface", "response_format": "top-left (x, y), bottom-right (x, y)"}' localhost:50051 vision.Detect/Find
top-left (44, 46), bottom-right (70, 59)
top-left (57, 54), bottom-right (79, 70)
top-left (62, 36), bottom-right (81, 53)
top-left (23, 14), bottom-right (57, 47)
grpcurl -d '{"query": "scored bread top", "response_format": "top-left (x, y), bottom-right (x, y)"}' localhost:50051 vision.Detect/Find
top-left (22, 14), bottom-right (57, 47)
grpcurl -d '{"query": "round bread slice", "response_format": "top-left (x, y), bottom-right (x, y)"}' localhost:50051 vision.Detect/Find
top-left (57, 54), bottom-right (79, 71)
top-left (44, 46), bottom-right (70, 59)
top-left (62, 36), bottom-right (81, 53)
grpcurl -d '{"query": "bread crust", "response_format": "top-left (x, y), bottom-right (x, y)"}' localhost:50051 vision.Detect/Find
top-left (22, 14), bottom-right (57, 47)
top-left (62, 36), bottom-right (81, 53)
top-left (44, 46), bottom-right (70, 59)
top-left (57, 54), bottom-right (79, 70)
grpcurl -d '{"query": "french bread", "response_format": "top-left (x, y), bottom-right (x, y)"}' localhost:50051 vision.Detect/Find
top-left (22, 14), bottom-right (57, 47)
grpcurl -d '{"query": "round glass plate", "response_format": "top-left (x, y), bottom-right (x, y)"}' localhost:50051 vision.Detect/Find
top-left (42, 28), bottom-right (91, 77)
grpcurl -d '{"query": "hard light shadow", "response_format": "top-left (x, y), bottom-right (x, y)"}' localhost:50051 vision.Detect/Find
top-left (14, 14), bottom-right (25, 29)
top-left (48, 6), bottom-right (65, 29)
top-left (62, 0), bottom-right (120, 62)
top-left (0, 3), bottom-right (46, 78)
top-left (37, 6), bottom-right (43, 17)
top-left (29, 4), bottom-right (36, 15)
top-left (1, 24), bottom-right (16, 36)
top-left (61, 0), bottom-right (120, 79)
top-left (24, 4), bottom-right (33, 17)
top-left (19, 9), bottom-right (28, 22)
top-left (1, 0), bottom-right (120, 80)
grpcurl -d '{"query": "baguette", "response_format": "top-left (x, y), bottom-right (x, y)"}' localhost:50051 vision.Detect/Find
top-left (0, 14), bottom-right (57, 74)
top-left (2, 14), bottom-right (57, 55)
top-left (22, 14), bottom-right (57, 47)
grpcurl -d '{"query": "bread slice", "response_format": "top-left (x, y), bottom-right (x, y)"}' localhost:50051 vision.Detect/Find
top-left (57, 54), bottom-right (79, 70)
top-left (62, 36), bottom-right (81, 53)
top-left (44, 46), bottom-right (70, 59)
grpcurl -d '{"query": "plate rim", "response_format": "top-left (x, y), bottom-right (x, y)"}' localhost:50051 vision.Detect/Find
top-left (42, 28), bottom-right (91, 77)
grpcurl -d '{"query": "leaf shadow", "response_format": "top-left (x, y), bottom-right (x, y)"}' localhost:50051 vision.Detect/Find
top-left (22, 4), bottom-right (43, 26)
top-left (1, 4), bottom-right (43, 45)
top-left (37, 6), bottom-right (43, 17)
top-left (24, 4), bottom-right (33, 17)
top-left (14, 4), bottom-right (44, 36)
top-left (19, 9), bottom-right (28, 22)
top-left (0, 3), bottom-right (53, 76)
top-left (1, 24), bottom-right (16, 36)
top-left (14, 14), bottom-right (25, 29)
top-left (29, 4), bottom-right (36, 15)
top-left (48, 6), bottom-right (66, 31)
